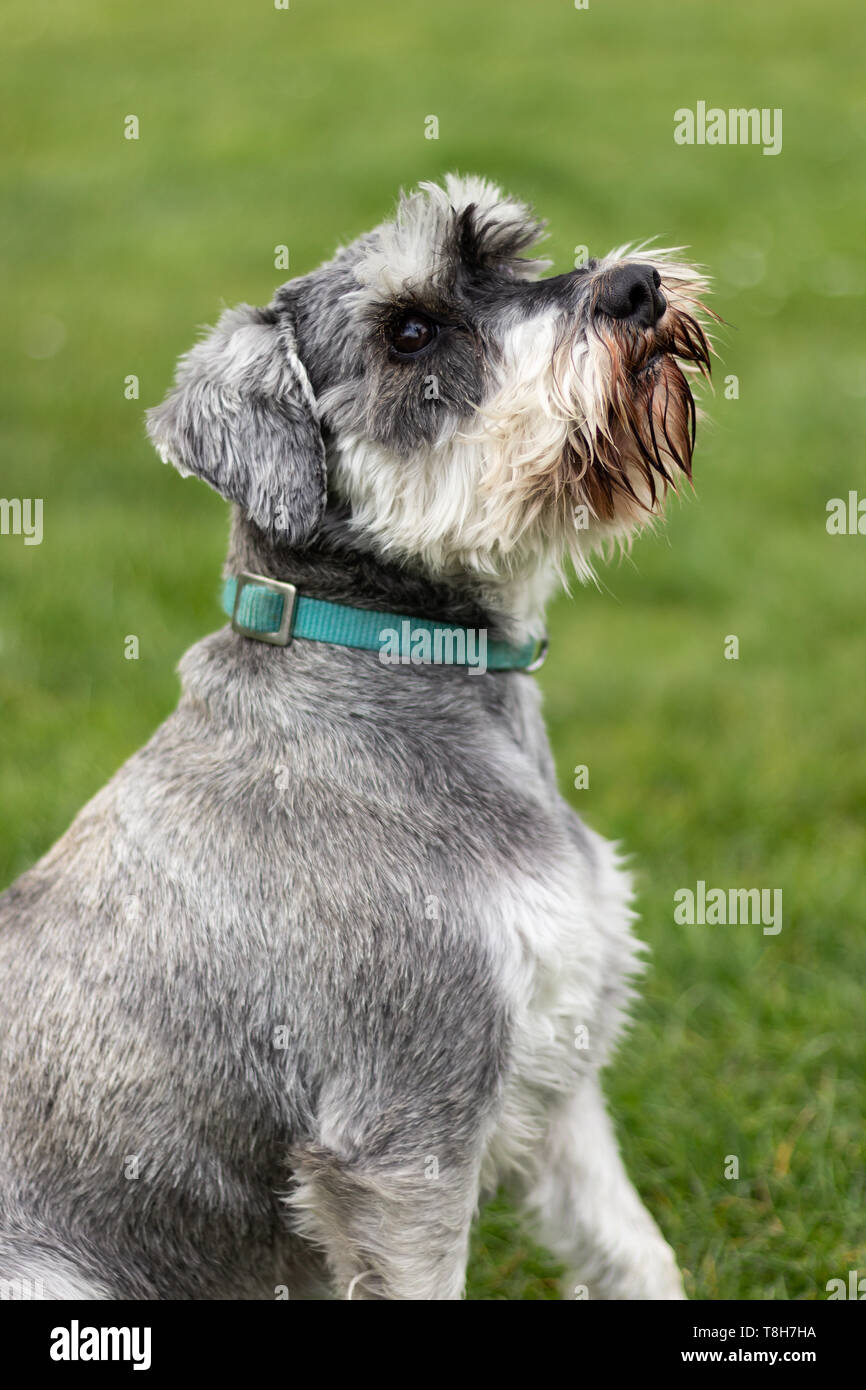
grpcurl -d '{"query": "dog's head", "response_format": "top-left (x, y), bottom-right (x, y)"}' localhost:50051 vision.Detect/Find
top-left (148, 175), bottom-right (711, 614)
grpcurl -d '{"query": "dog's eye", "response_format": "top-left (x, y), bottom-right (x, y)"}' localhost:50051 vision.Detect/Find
top-left (390, 313), bottom-right (437, 355)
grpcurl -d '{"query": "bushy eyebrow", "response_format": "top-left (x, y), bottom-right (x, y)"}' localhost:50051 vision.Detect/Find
top-left (449, 203), bottom-right (549, 275)
top-left (363, 290), bottom-right (470, 334)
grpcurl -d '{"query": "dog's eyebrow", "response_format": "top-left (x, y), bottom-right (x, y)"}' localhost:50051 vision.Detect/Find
top-left (451, 201), bottom-right (546, 273)
top-left (392, 301), bottom-right (468, 329)
top-left (367, 290), bottom-right (469, 331)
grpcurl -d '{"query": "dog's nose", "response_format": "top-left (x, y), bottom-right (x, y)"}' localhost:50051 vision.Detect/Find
top-left (596, 263), bottom-right (667, 328)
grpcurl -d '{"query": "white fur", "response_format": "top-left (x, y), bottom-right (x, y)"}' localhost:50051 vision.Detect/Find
top-left (481, 824), bottom-right (641, 1184)
top-left (480, 827), bottom-right (684, 1299)
top-left (524, 1082), bottom-right (686, 1299)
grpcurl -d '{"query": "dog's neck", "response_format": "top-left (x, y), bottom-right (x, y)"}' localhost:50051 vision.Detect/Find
top-left (225, 509), bottom-right (537, 642)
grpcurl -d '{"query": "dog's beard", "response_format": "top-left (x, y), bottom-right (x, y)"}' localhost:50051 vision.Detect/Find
top-left (328, 256), bottom-right (711, 624)
top-left (572, 293), bottom-right (711, 521)
top-left (468, 258), bottom-right (712, 580)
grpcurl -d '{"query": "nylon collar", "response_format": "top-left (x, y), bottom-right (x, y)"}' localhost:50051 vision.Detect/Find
top-left (222, 572), bottom-right (548, 672)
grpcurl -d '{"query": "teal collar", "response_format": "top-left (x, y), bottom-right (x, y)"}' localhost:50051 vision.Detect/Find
top-left (222, 572), bottom-right (548, 673)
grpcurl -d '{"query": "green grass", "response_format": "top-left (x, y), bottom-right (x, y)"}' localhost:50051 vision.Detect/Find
top-left (1, 0), bottom-right (864, 1299)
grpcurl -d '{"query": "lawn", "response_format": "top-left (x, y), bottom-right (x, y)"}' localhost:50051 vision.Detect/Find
top-left (1, 0), bottom-right (863, 1299)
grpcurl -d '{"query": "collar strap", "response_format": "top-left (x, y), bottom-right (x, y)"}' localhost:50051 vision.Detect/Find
top-left (221, 572), bottom-right (548, 672)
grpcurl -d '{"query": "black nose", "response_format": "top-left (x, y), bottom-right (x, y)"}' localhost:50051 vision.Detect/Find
top-left (596, 263), bottom-right (667, 328)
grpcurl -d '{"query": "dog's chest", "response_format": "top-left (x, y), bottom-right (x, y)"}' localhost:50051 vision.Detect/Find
top-left (473, 825), bottom-right (640, 1186)
top-left (154, 646), bottom-right (642, 1174)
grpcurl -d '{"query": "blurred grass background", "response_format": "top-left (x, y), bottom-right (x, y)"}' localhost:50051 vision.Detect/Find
top-left (1, 0), bottom-right (864, 1300)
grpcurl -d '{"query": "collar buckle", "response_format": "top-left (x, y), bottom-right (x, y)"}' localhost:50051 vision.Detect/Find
top-left (231, 571), bottom-right (297, 646)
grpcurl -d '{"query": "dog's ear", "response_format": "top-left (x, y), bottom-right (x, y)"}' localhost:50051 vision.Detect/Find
top-left (146, 303), bottom-right (326, 543)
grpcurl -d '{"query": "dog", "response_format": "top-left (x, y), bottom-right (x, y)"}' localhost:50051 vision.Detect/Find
top-left (0, 175), bottom-right (711, 1300)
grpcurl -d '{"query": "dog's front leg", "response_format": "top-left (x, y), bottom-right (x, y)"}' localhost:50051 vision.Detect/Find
top-left (522, 1078), bottom-right (685, 1300)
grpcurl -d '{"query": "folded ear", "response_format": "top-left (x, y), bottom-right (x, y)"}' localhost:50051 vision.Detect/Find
top-left (146, 303), bottom-right (326, 544)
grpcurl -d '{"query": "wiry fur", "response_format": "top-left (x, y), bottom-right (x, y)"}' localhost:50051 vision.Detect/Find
top-left (350, 173), bottom-right (552, 304)
top-left (299, 178), bottom-right (712, 611)
top-left (148, 305), bottom-right (327, 544)
top-left (0, 176), bottom-right (709, 1300)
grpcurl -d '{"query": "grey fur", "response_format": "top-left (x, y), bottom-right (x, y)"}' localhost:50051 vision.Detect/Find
top-left (0, 177), bottom-right (701, 1300)
top-left (146, 304), bottom-right (327, 544)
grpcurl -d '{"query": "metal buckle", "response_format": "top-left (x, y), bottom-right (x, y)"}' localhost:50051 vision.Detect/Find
top-left (231, 571), bottom-right (297, 647)
top-left (525, 635), bottom-right (549, 672)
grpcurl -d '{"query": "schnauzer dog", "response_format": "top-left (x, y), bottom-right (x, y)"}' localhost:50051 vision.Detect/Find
top-left (0, 175), bottom-right (710, 1300)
